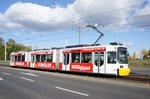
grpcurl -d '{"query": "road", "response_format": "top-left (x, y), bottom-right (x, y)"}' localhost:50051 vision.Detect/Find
top-left (0, 66), bottom-right (150, 99)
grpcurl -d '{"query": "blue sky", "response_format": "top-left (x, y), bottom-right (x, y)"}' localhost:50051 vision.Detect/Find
top-left (0, 0), bottom-right (150, 57)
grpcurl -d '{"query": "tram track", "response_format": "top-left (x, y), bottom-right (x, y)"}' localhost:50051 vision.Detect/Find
top-left (116, 73), bottom-right (150, 84)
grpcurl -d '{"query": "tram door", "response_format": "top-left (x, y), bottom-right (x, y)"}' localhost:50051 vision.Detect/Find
top-left (30, 54), bottom-right (35, 68)
top-left (63, 54), bottom-right (70, 71)
top-left (94, 52), bottom-right (105, 74)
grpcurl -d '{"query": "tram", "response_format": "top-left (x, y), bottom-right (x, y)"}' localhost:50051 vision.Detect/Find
top-left (10, 43), bottom-right (130, 76)
top-left (59, 43), bottom-right (130, 76)
top-left (10, 51), bottom-right (30, 67)
top-left (30, 49), bottom-right (59, 70)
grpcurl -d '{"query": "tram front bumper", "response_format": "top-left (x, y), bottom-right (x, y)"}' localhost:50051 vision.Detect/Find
top-left (118, 68), bottom-right (130, 76)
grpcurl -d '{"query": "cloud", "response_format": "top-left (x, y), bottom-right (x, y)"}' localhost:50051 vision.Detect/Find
top-left (136, 0), bottom-right (150, 15)
top-left (0, 13), bottom-right (21, 32)
top-left (3, 2), bottom-right (78, 32)
top-left (0, 0), bottom-right (149, 33)
top-left (128, 0), bottom-right (150, 29)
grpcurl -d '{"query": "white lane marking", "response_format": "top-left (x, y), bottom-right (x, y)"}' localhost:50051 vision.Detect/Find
top-left (55, 86), bottom-right (89, 97)
top-left (20, 77), bottom-right (34, 82)
top-left (20, 72), bottom-right (39, 77)
top-left (0, 77), bottom-right (3, 80)
top-left (2, 72), bottom-right (12, 76)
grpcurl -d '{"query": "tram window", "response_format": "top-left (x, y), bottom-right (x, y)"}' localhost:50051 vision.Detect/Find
top-left (18, 55), bottom-right (21, 61)
top-left (36, 55), bottom-right (40, 62)
top-left (81, 52), bottom-right (92, 63)
top-left (21, 55), bottom-right (25, 61)
top-left (47, 54), bottom-right (53, 62)
top-left (117, 47), bottom-right (128, 64)
top-left (94, 52), bottom-right (104, 66)
top-left (11, 56), bottom-right (15, 62)
top-left (31, 55), bottom-right (34, 63)
top-left (100, 52), bottom-right (104, 66)
top-left (72, 53), bottom-right (80, 63)
top-left (107, 51), bottom-right (116, 64)
top-left (64, 54), bottom-right (69, 65)
top-left (13, 56), bottom-right (15, 62)
top-left (41, 54), bottom-right (46, 62)
top-left (15, 56), bottom-right (17, 61)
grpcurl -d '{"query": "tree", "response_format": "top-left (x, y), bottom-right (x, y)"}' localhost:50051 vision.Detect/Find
top-left (141, 49), bottom-right (149, 59)
top-left (133, 52), bottom-right (136, 60)
top-left (6, 42), bottom-right (32, 60)
top-left (0, 37), bottom-right (4, 61)
top-left (7, 39), bottom-right (15, 45)
top-left (0, 37), bottom-right (4, 44)
top-left (0, 37), bottom-right (32, 61)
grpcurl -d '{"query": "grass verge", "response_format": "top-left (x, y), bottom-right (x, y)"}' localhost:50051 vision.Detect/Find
top-left (129, 59), bottom-right (150, 68)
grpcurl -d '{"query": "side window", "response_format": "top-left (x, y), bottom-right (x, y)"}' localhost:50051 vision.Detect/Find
top-left (41, 54), bottom-right (46, 62)
top-left (107, 51), bottom-right (116, 64)
top-left (64, 54), bottom-right (69, 65)
top-left (18, 55), bottom-right (21, 61)
top-left (36, 55), bottom-right (40, 62)
top-left (31, 55), bottom-right (34, 63)
top-left (47, 54), bottom-right (53, 62)
top-left (95, 52), bottom-right (98, 66)
top-left (81, 52), bottom-right (92, 63)
top-left (22, 55), bottom-right (25, 61)
top-left (72, 53), bottom-right (80, 63)
top-left (15, 56), bottom-right (18, 61)
top-left (94, 52), bottom-right (104, 66)
top-left (100, 52), bottom-right (104, 66)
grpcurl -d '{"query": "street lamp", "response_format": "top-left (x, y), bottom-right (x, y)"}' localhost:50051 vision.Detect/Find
top-left (1, 43), bottom-right (7, 61)
top-left (4, 43), bottom-right (7, 61)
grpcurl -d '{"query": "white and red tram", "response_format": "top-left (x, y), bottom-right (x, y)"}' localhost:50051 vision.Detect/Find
top-left (10, 51), bottom-right (30, 67)
top-left (10, 43), bottom-right (130, 76)
top-left (30, 49), bottom-right (59, 70)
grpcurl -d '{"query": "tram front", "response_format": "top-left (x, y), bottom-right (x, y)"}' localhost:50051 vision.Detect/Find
top-left (117, 47), bottom-right (130, 76)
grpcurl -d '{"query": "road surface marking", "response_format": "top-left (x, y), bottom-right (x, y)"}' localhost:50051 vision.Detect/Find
top-left (55, 86), bottom-right (89, 96)
top-left (0, 77), bottom-right (3, 80)
top-left (20, 72), bottom-right (39, 77)
top-left (20, 77), bottom-right (34, 82)
top-left (2, 72), bottom-right (12, 76)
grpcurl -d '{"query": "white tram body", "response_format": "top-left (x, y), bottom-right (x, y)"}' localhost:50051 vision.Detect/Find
top-left (59, 44), bottom-right (130, 76)
top-left (10, 43), bottom-right (130, 76)
top-left (29, 49), bottom-right (59, 70)
top-left (10, 51), bottom-right (30, 67)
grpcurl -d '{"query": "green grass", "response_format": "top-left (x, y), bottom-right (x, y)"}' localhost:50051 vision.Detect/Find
top-left (128, 59), bottom-right (150, 68)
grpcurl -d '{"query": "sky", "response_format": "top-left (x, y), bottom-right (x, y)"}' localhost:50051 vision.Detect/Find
top-left (0, 0), bottom-right (150, 57)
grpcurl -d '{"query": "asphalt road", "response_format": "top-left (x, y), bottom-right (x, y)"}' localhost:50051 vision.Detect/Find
top-left (0, 66), bottom-right (150, 99)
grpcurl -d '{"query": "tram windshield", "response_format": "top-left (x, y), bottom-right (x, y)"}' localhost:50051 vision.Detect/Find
top-left (117, 47), bottom-right (128, 64)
